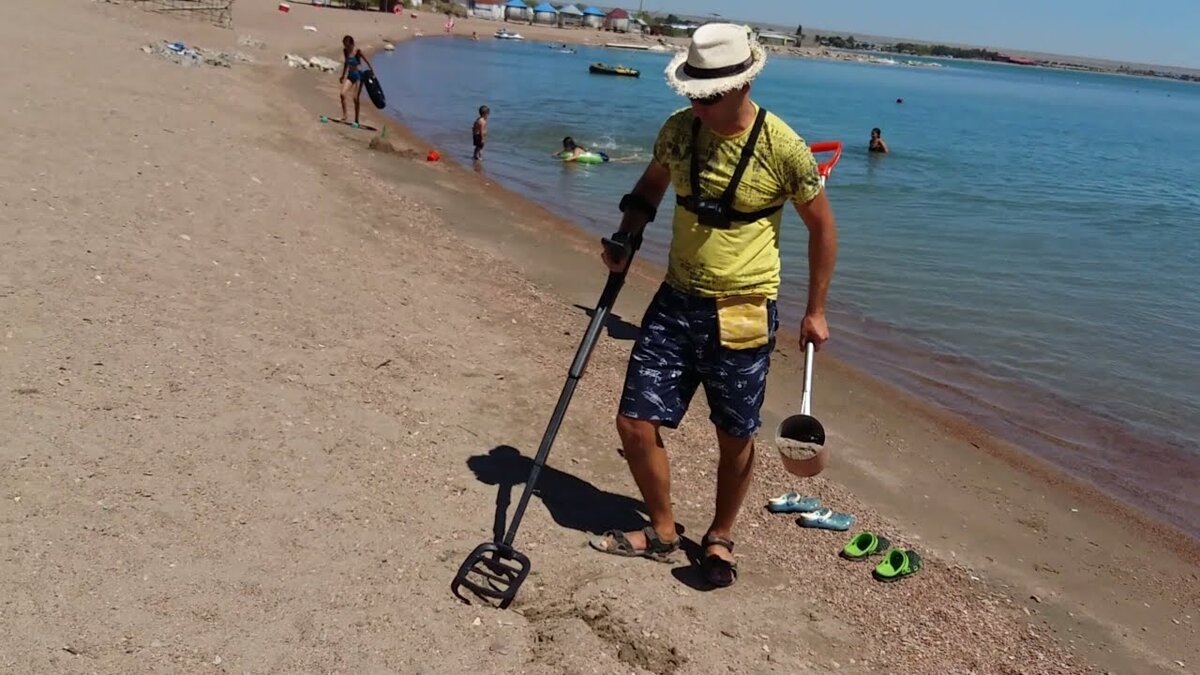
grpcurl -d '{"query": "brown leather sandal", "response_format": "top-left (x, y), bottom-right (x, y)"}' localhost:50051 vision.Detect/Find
top-left (589, 526), bottom-right (680, 563)
top-left (701, 534), bottom-right (738, 587)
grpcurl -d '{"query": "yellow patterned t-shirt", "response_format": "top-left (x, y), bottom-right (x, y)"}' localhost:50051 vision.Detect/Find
top-left (653, 106), bottom-right (822, 299)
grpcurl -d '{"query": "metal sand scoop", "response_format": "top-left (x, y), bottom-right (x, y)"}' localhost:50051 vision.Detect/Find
top-left (775, 342), bottom-right (828, 477)
top-left (773, 140), bottom-right (841, 477)
top-left (451, 232), bottom-right (640, 609)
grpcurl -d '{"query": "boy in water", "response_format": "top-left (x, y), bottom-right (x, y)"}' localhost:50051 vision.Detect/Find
top-left (473, 106), bottom-right (489, 161)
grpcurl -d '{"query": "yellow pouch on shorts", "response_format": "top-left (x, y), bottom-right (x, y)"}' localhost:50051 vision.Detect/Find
top-left (716, 295), bottom-right (770, 350)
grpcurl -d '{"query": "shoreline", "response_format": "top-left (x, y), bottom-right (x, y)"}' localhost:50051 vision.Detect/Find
top-left (370, 29), bottom-right (1199, 545)
top-left (319, 7), bottom-right (1200, 84)
top-left (4, 2), bottom-right (1196, 672)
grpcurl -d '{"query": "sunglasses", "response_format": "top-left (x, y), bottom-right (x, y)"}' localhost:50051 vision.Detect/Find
top-left (690, 92), bottom-right (725, 107)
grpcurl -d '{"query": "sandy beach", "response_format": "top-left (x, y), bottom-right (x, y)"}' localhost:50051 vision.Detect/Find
top-left (1, 2), bottom-right (1197, 673)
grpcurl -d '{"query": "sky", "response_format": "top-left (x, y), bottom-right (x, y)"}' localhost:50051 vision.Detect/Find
top-left (650, 0), bottom-right (1200, 69)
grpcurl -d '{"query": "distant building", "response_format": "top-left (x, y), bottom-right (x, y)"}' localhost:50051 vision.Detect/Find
top-left (993, 53), bottom-right (1039, 66)
top-left (581, 6), bottom-right (605, 29)
top-left (558, 4), bottom-right (584, 27)
top-left (605, 8), bottom-right (630, 33)
top-left (469, 0), bottom-right (503, 20)
top-left (503, 0), bottom-right (530, 22)
top-left (757, 31), bottom-right (798, 47)
top-left (532, 1), bottom-right (557, 25)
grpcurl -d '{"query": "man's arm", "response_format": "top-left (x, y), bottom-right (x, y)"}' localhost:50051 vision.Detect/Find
top-left (602, 160), bottom-right (671, 272)
top-left (618, 160), bottom-right (671, 234)
top-left (794, 189), bottom-right (838, 347)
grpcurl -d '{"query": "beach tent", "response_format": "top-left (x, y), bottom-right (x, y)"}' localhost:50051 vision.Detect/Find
top-left (557, 3), bottom-right (584, 27)
top-left (503, 0), bottom-right (529, 22)
top-left (581, 6), bottom-right (605, 28)
top-left (604, 8), bottom-right (630, 33)
top-left (532, 1), bottom-right (557, 25)
top-left (470, 0), bottom-right (504, 20)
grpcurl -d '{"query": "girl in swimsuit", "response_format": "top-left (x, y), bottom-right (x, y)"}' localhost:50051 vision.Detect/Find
top-left (338, 35), bottom-right (375, 125)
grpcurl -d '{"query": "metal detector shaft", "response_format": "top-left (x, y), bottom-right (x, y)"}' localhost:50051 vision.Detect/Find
top-left (500, 264), bottom-right (634, 548)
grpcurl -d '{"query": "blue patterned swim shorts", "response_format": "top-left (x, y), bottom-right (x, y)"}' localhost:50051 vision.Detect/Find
top-left (618, 284), bottom-right (778, 438)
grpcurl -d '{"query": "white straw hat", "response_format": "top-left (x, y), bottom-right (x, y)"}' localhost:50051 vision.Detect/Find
top-left (665, 23), bottom-right (767, 99)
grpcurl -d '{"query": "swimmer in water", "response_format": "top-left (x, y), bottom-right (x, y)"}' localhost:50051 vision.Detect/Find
top-left (554, 136), bottom-right (609, 162)
top-left (869, 127), bottom-right (889, 154)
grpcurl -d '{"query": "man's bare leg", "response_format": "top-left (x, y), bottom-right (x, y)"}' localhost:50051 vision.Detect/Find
top-left (613, 415), bottom-right (677, 547)
top-left (705, 427), bottom-right (756, 563)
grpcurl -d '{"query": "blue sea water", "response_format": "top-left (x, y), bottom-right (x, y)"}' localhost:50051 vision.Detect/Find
top-left (373, 38), bottom-right (1200, 535)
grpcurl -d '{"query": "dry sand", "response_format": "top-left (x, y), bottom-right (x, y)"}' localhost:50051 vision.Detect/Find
top-left (1, 2), bottom-right (1197, 674)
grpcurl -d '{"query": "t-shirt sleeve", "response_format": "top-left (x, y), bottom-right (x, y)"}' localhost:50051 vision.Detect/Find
top-left (652, 110), bottom-right (689, 167)
top-left (775, 128), bottom-right (823, 205)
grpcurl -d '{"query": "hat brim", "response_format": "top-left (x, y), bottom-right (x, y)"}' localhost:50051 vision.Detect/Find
top-left (664, 40), bottom-right (767, 99)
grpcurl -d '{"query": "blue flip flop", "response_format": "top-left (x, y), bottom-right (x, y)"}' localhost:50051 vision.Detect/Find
top-left (766, 492), bottom-right (822, 513)
top-left (797, 508), bottom-right (855, 531)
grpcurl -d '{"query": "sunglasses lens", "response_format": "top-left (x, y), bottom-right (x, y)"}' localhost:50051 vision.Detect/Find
top-left (692, 93), bottom-right (723, 106)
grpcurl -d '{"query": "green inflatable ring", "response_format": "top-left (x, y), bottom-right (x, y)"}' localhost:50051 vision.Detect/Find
top-left (558, 150), bottom-right (609, 164)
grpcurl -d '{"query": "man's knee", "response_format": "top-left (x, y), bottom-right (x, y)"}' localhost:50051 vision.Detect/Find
top-left (715, 425), bottom-right (757, 458)
top-left (616, 414), bottom-right (657, 450)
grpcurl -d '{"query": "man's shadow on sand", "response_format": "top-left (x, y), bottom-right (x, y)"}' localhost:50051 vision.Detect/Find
top-left (466, 446), bottom-right (718, 592)
top-left (572, 304), bottom-right (641, 341)
top-left (467, 445), bottom-right (647, 538)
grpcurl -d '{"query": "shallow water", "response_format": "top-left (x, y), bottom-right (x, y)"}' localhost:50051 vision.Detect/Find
top-left (374, 38), bottom-right (1200, 537)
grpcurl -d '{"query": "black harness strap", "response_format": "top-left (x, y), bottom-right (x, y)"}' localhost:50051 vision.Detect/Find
top-left (678, 108), bottom-right (783, 224)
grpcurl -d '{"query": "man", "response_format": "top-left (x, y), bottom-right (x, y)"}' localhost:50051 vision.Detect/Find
top-left (589, 23), bottom-right (838, 588)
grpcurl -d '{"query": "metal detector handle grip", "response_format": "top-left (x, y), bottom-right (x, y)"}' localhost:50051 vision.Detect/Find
top-left (800, 341), bottom-right (815, 416)
top-left (601, 236), bottom-right (630, 267)
top-left (601, 228), bottom-right (642, 270)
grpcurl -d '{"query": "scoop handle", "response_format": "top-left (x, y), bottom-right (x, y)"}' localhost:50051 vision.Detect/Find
top-left (801, 341), bottom-right (815, 416)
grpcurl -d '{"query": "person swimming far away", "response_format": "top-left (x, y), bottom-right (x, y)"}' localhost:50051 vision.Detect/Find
top-left (552, 136), bottom-right (640, 163)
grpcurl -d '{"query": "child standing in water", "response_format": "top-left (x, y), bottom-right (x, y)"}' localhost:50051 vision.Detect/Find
top-left (473, 106), bottom-right (490, 161)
